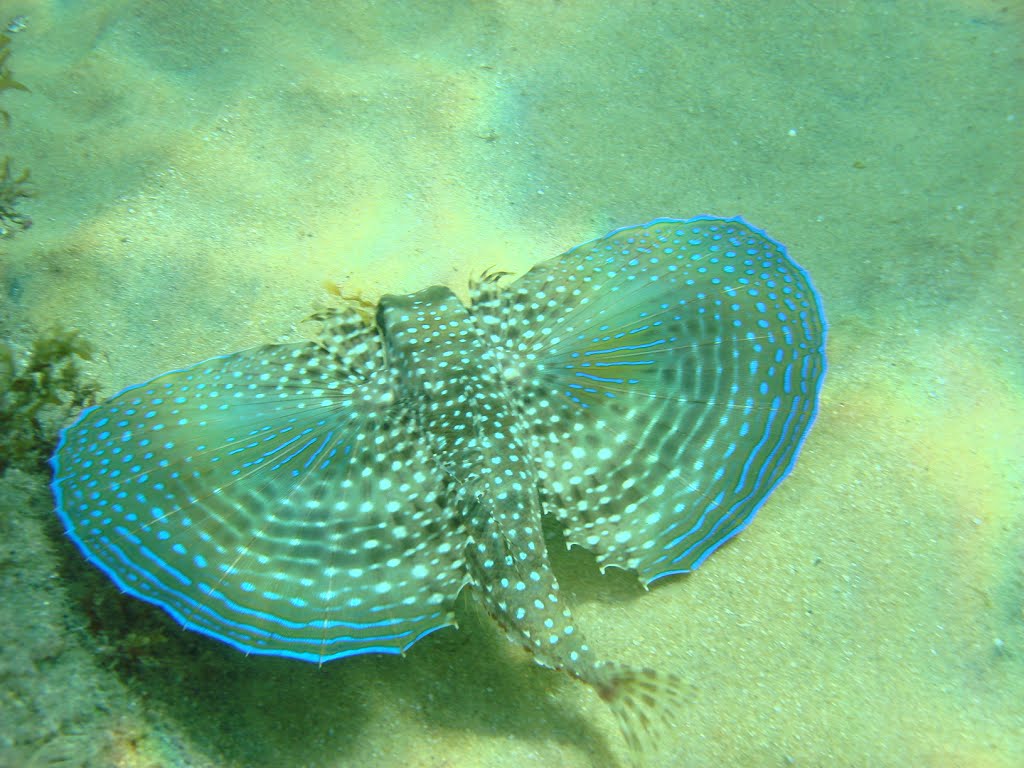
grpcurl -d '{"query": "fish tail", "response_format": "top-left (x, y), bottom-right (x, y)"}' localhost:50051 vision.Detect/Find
top-left (594, 662), bottom-right (685, 765)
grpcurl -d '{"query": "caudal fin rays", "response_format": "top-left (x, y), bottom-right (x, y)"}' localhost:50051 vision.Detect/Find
top-left (593, 662), bottom-right (688, 767)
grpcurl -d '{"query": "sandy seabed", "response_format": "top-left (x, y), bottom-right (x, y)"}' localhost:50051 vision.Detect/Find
top-left (0, 1), bottom-right (1021, 766)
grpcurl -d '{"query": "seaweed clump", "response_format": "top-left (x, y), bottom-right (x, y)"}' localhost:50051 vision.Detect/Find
top-left (0, 32), bottom-right (31, 237)
top-left (0, 329), bottom-right (98, 473)
top-left (0, 32), bottom-right (29, 126)
top-left (0, 155), bottom-right (31, 236)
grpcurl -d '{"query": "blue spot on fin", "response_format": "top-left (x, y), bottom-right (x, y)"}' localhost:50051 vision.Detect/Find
top-left (474, 216), bottom-right (826, 583)
top-left (51, 307), bottom-right (468, 662)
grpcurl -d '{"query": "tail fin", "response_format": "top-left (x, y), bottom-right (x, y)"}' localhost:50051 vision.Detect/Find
top-left (595, 662), bottom-right (686, 766)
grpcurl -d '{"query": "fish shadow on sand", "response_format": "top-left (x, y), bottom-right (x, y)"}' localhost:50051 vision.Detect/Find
top-left (52, 523), bottom-right (627, 767)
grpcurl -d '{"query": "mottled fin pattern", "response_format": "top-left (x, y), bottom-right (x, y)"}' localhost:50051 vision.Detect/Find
top-left (472, 216), bottom-right (826, 583)
top-left (51, 216), bottom-right (825, 759)
top-left (52, 305), bottom-right (469, 661)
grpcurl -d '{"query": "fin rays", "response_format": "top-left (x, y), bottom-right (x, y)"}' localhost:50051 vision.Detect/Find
top-left (480, 216), bottom-right (826, 581)
top-left (51, 215), bottom-right (824, 669)
top-left (52, 341), bottom-right (468, 661)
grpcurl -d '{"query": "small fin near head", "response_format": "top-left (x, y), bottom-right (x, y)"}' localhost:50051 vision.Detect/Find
top-left (315, 280), bottom-right (380, 326)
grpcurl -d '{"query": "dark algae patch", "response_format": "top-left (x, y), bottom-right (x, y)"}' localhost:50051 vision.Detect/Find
top-left (0, 155), bottom-right (32, 237)
top-left (0, 329), bottom-right (97, 473)
top-left (0, 32), bottom-right (29, 125)
top-left (0, 32), bottom-right (31, 237)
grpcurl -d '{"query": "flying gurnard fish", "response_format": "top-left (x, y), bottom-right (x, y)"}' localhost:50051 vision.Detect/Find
top-left (51, 215), bottom-right (827, 762)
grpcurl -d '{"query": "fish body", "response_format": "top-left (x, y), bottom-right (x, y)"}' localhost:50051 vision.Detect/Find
top-left (51, 216), bottom-right (827, 757)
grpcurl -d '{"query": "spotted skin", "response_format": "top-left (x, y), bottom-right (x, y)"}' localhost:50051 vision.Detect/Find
top-left (51, 216), bottom-right (826, 755)
top-left (377, 286), bottom-right (594, 673)
top-left (476, 217), bottom-right (827, 582)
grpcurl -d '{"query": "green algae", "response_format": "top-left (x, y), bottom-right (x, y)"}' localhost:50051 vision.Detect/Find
top-left (0, 330), bottom-right (97, 473)
top-left (0, 32), bottom-right (29, 126)
top-left (0, 155), bottom-right (32, 237)
top-left (0, 32), bottom-right (30, 236)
